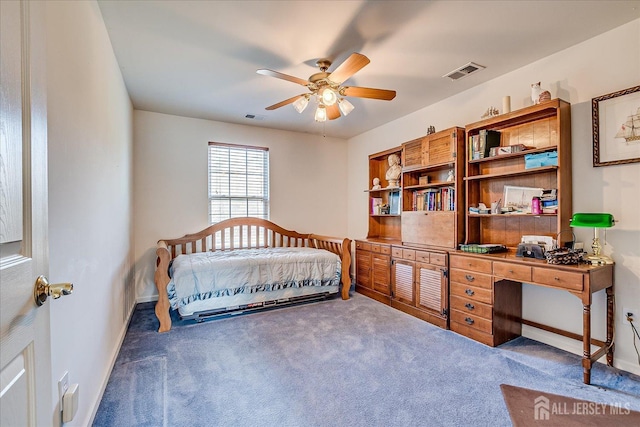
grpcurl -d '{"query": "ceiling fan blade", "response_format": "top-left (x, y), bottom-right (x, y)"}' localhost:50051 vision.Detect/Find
top-left (342, 86), bottom-right (396, 101)
top-left (328, 53), bottom-right (370, 84)
top-left (257, 69), bottom-right (309, 86)
top-left (265, 94), bottom-right (305, 110)
top-left (327, 103), bottom-right (340, 120)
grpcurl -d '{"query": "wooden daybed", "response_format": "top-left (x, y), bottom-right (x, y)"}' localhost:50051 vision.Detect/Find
top-left (154, 217), bottom-right (352, 332)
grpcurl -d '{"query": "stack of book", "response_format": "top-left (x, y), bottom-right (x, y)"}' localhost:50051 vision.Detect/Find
top-left (412, 187), bottom-right (455, 211)
top-left (540, 189), bottom-right (557, 214)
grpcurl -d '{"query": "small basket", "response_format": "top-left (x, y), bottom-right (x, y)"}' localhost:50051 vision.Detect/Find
top-left (545, 230), bottom-right (581, 264)
top-left (545, 248), bottom-right (582, 265)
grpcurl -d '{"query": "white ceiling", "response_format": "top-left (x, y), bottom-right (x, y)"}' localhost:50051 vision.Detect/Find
top-left (97, 1), bottom-right (640, 139)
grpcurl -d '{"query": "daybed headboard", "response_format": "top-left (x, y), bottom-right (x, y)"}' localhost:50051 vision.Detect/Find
top-left (154, 217), bottom-right (352, 332)
top-left (158, 217), bottom-right (314, 258)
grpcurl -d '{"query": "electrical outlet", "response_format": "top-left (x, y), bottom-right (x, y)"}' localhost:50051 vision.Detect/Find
top-left (623, 308), bottom-right (636, 325)
top-left (58, 371), bottom-right (69, 411)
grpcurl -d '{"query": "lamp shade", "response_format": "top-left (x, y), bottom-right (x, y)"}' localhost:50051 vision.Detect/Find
top-left (570, 213), bottom-right (615, 228)
top-left (292, 95), bottom-right (309, 113)
top-left (338, 98), bottom-right (354, 116)
top-left (314, 105), bottom-right (327, 122)
top-left (320, 88), bottom-right (337, 106)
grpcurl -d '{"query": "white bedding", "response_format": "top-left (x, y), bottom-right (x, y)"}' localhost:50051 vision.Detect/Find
top-left (167, 247), bottom-right (341, 310)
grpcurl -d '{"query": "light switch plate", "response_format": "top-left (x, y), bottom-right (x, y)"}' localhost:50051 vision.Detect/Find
top-left (58, 371), bottom-right (69, 411)
top-left (62, 383), bottom-right (79, 422)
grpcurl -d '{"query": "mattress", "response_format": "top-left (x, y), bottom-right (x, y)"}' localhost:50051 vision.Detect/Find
top-left (167, 246), bottom-right (341, 311)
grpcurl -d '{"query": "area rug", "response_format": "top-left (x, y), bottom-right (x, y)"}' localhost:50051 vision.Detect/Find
top-left (501, 384), bottom-right (640, 426)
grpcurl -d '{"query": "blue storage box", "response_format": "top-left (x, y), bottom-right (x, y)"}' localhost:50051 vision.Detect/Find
top-left (524, 151), bottom-right (557, 169)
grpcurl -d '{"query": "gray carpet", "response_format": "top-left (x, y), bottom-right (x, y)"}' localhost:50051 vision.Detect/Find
top-left (93, 294), bottom-right (640, 426)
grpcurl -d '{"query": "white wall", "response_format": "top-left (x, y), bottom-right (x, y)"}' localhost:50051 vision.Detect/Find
top-left (46, 1), bottom-right (134, 425)
top-left (133, 111), bottom-right (348, 301)
top-left (348, 19), bottom-right (640, 375)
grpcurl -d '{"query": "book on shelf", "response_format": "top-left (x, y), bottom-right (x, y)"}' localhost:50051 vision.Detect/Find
top-left (412, 187), bottom-right (455, 211)
top-left (479, 129), bottom-right (501, 158)
top-left (469, 134), bottom-right (480, 160)
top-left (388, 192), bottom-right (400, 215)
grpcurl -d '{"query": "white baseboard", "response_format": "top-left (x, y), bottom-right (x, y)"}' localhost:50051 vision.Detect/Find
top-left (136, 294), bottom-right (159, 304)
top-left (523, 326), bottom-right (640, 376)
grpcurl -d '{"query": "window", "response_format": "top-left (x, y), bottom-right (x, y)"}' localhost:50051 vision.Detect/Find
top-left (208, 142), bottom-right (269, 224)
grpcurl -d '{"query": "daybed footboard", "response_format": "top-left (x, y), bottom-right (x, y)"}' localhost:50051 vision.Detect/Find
top-left (310, 234), bottom-right (352, 300)
top-left (154, 218), bottom-right (351, 332)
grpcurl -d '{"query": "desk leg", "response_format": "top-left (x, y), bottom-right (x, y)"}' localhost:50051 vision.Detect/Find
top-left (606, 286), bottom-right (615, 367)
top-left (582, 303), bottom-right (591, 385)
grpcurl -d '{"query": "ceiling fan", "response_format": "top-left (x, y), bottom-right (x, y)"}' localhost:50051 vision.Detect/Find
top-left (256, 53), bottom-right (396, 122)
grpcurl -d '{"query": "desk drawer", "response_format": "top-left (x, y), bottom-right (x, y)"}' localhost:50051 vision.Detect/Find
top-left (371, 244), bottom-right (381, 253)
top-left (430, 252), bottom-right (446, 266)
top-left (356, 241), bottom-right (371, 251)
top-left (493, 262), bottom-right (532, 282)
top-left (451, 321), bottom-right (495, 347)
top-left (450, 255), bottom-right (492, 274)
top-left (451, 309), bottom-right (492, 334)
top-left (403, 249), bottom-right (416, 260)
top-left (450, 269), bottom-right (492, 289)
top-left (532, 268), bottom-right (583, 291)
top-left (415, 250), bottom-right (430, 263)
top-left (451, 295), bottom-right (492, 320)
top-left (450, 282), bottom-right (492, 305)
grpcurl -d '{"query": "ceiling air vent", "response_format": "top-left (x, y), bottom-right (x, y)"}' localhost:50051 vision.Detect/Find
top-left (443, 62), bottom-right (485, 81)
top-left (245, 113), bottom-right (265, 121)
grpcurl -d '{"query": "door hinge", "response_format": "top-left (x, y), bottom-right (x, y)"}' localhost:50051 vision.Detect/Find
top-left (442, 308), bottom-right (449, 317)
top-left (442, 268), bottom-right (448, 278)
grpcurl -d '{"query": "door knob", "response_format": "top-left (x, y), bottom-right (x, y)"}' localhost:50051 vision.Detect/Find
top-left (34, 275), bottom-right (73, 306)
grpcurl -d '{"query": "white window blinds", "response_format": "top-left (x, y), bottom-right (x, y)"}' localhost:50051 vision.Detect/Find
top-left (208, 142), bottom-right (269, 224)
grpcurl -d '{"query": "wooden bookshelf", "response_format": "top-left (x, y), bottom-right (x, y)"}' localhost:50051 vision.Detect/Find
top-left (464, 99), bottom-right (572, 248)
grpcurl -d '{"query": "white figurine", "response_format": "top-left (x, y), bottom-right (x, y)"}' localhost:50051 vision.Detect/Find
top-left (531, 82), bottom-right (542, 105)
top-left (446, 170), bottom-right (454, 182)
top-left (371, 177), bottom-right (381, 190)
top-left (385, 154), bottom-right (401, 188)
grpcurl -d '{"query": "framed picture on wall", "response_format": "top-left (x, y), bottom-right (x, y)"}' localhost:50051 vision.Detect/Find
top-left (592, 85), bottom-right (640, 167)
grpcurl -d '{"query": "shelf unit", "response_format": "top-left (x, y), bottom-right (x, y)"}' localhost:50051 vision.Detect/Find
top-left (401, 127), bottom-right (465, 249)
top-left (366, 147), bottom-right (403, 242)
top-left (464, 99), bottom-right (572, 248)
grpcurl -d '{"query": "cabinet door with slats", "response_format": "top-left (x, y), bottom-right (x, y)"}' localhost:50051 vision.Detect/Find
top-left (392, 259), bottom-right (415, 305)
top-left (356, 250), bottom-right (372, 289)
top-left (372, 253), bottom-right (391, 294)
top-left (416, 262), bottom-right (446, 313)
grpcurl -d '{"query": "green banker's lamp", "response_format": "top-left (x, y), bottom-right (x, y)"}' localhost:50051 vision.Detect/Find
top-left (570, 213), bottom-right (615, 265)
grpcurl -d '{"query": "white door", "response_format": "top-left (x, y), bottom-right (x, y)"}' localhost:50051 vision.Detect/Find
top-left (1, 1), bottom-right (53, 426)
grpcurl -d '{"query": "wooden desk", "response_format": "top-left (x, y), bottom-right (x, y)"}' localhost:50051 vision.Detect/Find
top-left (449, 251), bottom-right (614, 385)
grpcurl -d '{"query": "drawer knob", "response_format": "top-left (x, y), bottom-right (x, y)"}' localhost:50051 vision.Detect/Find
top-left (508, 269), bottom-right (514, 273)
top-left (465, 317), bottom-right (475, 325)
top-left (554, 277), bottom-right (560, 281)
top-left (465, 303), bottom-right (475, 310)
top-left (465, 288), bottom-right (475, 296)
top-left (465, 274), bottom-right (475, 282)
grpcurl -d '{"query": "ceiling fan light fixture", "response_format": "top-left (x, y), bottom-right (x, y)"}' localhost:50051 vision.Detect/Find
top-left (292, 95), bottom-right (309, 113)
top-left (338, 98), bottom-right (354, 116)
top-left (320, 88), bottom-right (338, 106)
top-left (314, 105), bottom-right (327, 122)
